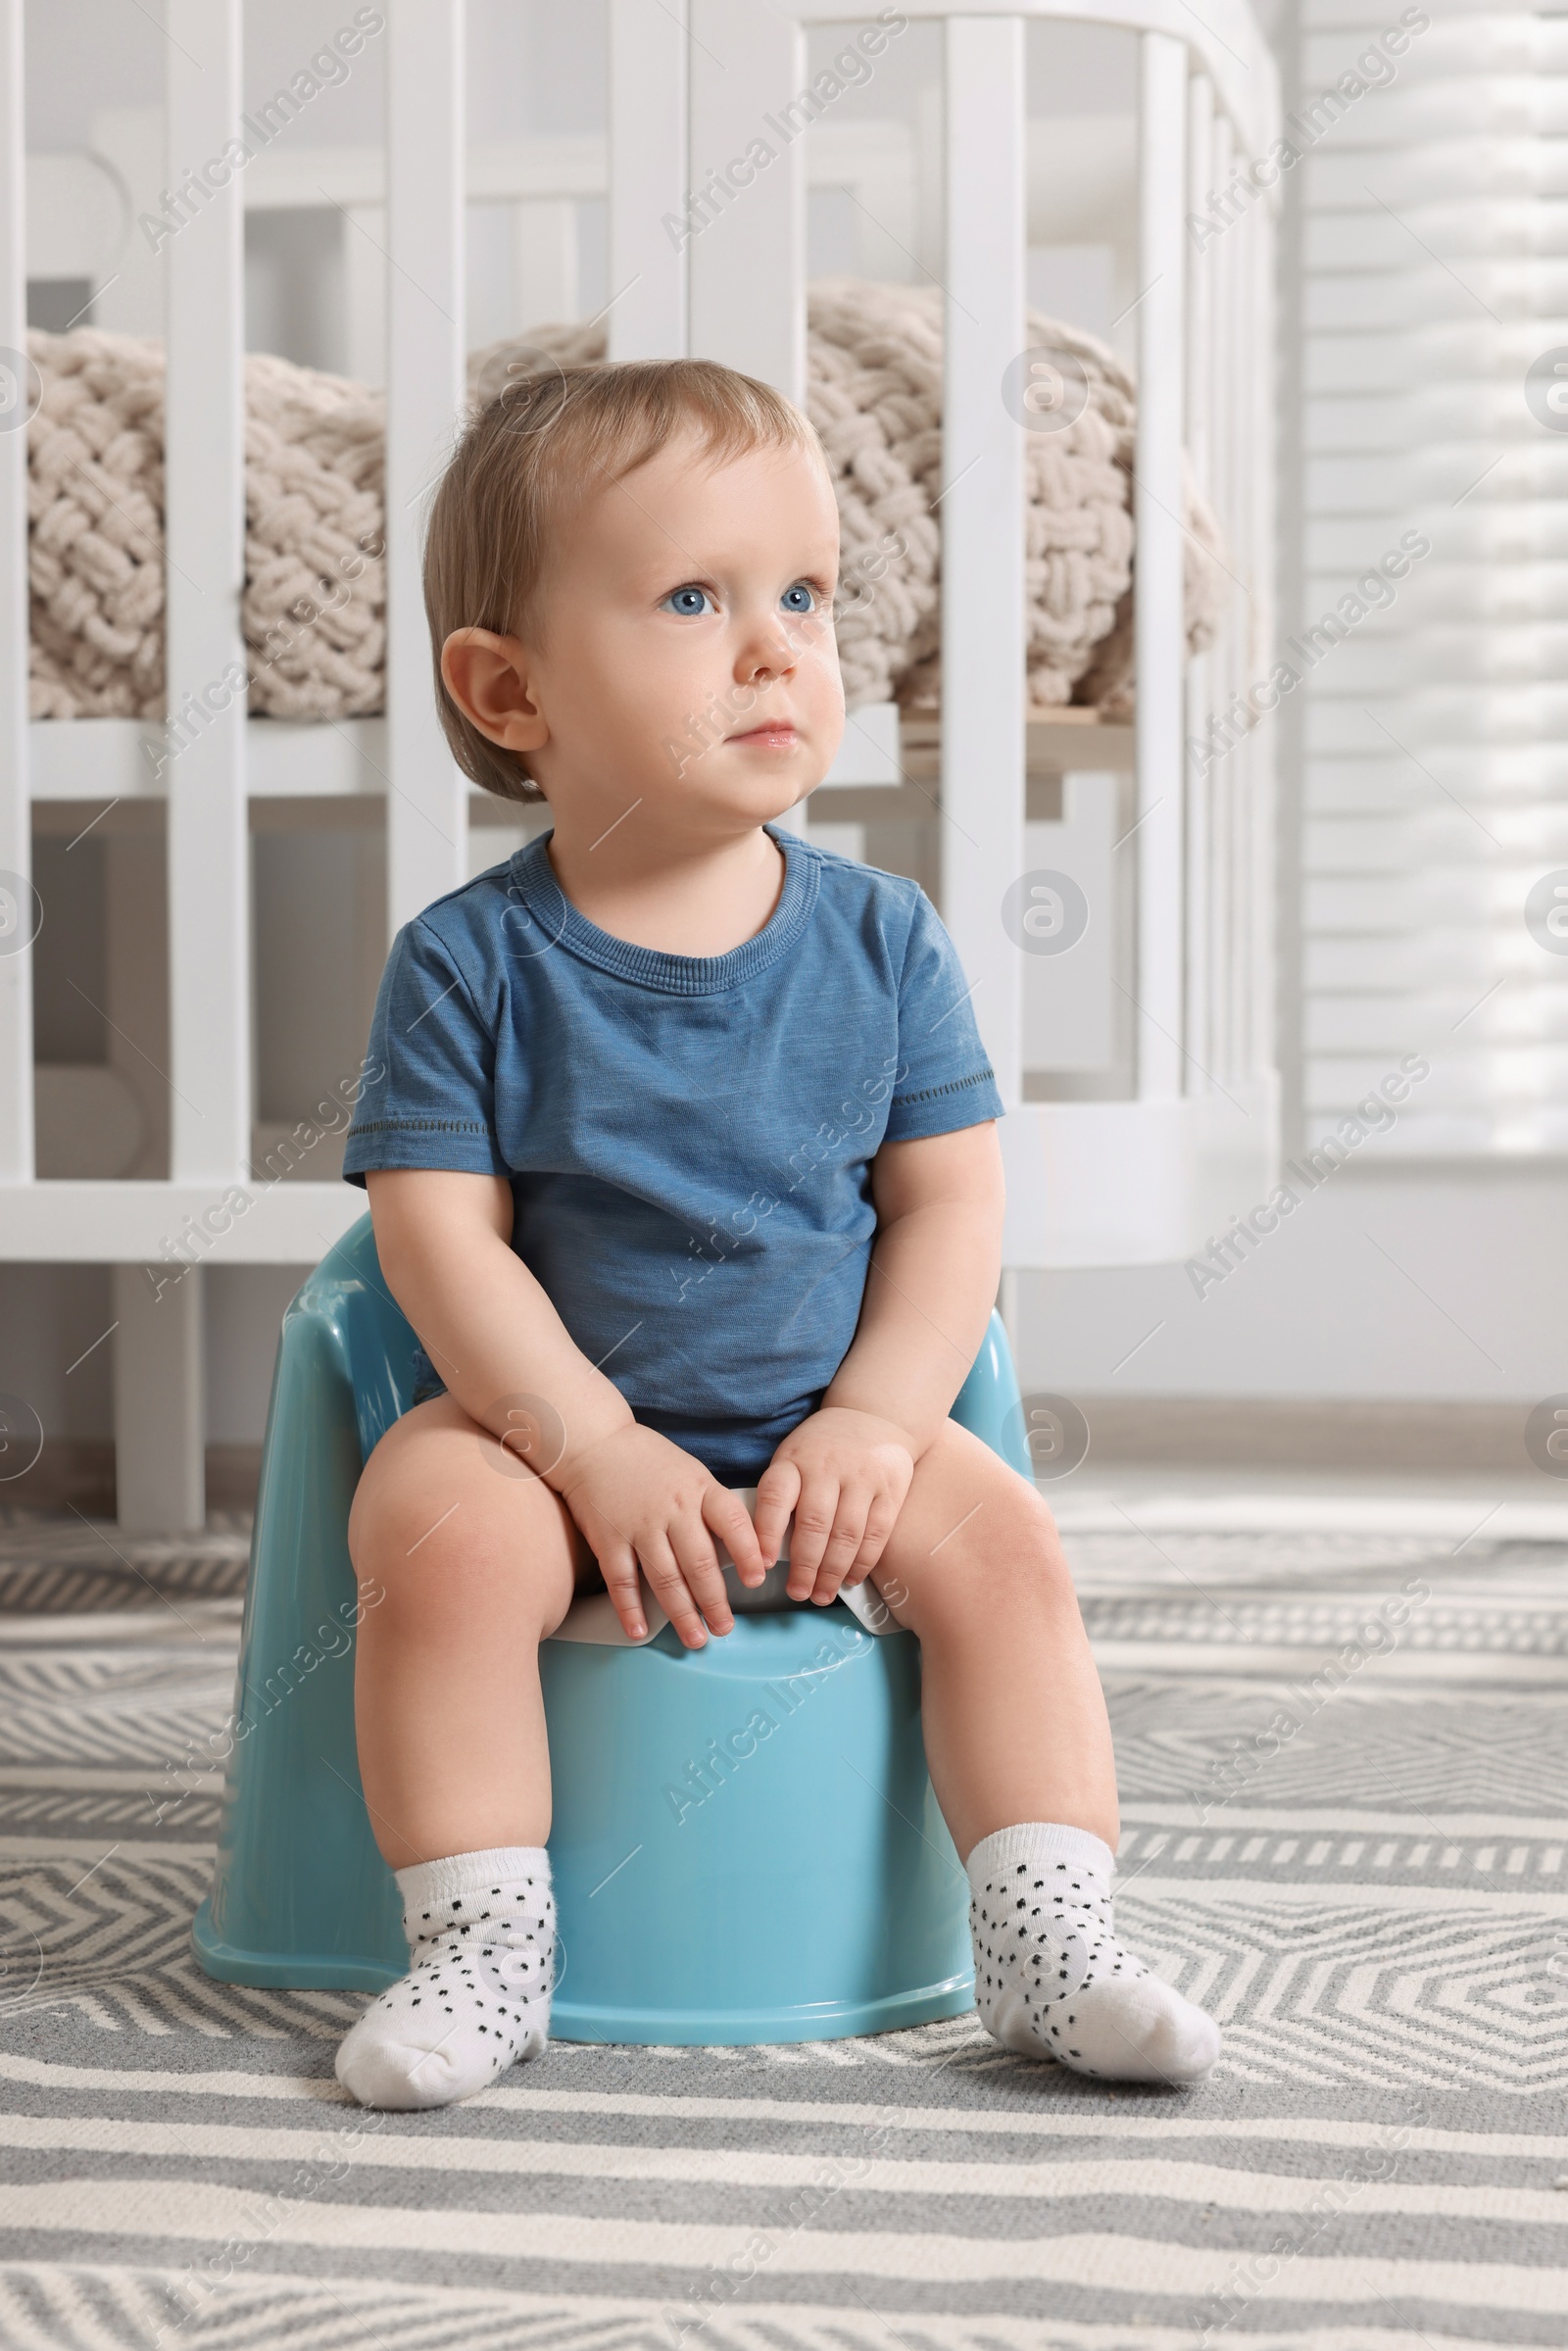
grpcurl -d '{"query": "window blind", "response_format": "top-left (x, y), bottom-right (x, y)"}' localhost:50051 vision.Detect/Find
top-left (1297, 0), bottom-right (1568, 1154)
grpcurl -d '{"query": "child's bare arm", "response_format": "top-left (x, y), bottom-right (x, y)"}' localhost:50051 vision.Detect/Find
top-left (365, 1169), bottom-right (766, 1642)
top-left (368, 1168), bottom-right (631, 1459)
top-left (754, 1122), bottom-right (1005, 1598)
top-left (826, 1122), bottom-right (1005, 1453)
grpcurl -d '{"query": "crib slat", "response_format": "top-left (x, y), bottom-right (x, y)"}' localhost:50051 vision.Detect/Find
top-left (386, 0), bottom-right (467, 933)
top-left (941, 16), bottom-right (1025, 1111)
top-left (687, 0), bottom-right (806, 399)
top-left (1248, 182), bottom-right (1276, 1089)
top-left (1221, 126), bottom-right (1248, 1088)
top-left (1184, 71), bottom-right (1213, 1090)
top-left (1207, 110), bottom-right (1235, 1092)
top-left (164, 0), bottom-right (249, 1183)
top-left (609, 0), bottom-right (688, 360)
top-left (1228, 185), bottom-right (1252, 1086)
top-left (0, 0), bottom-right (30, 1182)
top-left (1135, 32), bottom-right (1187, 1100)
top-left (1185, 74), bottom-right (1213, 506)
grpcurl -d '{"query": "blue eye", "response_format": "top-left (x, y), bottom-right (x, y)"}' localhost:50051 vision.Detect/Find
top-left (662, 585), bottom-right (713, 616)
top-left (781, 583), bottom-right (816, 613)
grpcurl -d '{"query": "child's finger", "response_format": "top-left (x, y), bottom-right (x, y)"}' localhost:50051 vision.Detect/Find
top-left (668, 1511), bottom-right (737, 1637)
top-left (843, 1496), bottom-right (901, 1585)
top-left (752, 1461), bottom-right (800, 1569)
top-left (704, 1486), bottom-right (767, 1586)
top-left (637, 1531), bottom-right (723, 1649)
top-left (808, 1492), bottom-right (872, 1604)
top-left (784, 1472), bottom-right (843, 1598)
top-left (595, 1545), bottom-right (650, 1641)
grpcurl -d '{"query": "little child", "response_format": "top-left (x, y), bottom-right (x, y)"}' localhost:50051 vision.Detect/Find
top-left (333, 357), bottom-right (1220, 2108)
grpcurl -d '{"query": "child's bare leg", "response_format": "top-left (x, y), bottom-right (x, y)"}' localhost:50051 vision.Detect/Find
top-left (866, 1423), bottom-right (1218, 2085)
top-left (348, 1395), bottom-right (600, 1866)
top-left (863, 1422), bottom-right (1116, 1862)
top-left (335, 1396), bottom-right (601, 2110)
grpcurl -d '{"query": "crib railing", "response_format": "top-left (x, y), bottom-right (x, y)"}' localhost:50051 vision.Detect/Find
top-left (0, 0), bottom-right (1280, 1528)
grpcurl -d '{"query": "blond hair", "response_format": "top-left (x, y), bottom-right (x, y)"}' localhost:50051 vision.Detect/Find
top-left (424, 357), bottom-right (828, 803)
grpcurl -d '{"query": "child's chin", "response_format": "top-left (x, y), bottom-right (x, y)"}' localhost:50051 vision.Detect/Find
top-left (704, 772), bottom-right (813, 817)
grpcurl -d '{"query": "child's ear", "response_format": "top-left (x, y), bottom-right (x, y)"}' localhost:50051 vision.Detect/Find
top-left (442, 628), bottom-right (549, 754)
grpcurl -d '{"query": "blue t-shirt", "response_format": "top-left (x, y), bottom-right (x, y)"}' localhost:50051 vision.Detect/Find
top-left (342, 821), bottom-right (1004, 1483)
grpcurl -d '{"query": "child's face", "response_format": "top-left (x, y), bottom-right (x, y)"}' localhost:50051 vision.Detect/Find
top-left (519, 432), bottom-right (846, 830)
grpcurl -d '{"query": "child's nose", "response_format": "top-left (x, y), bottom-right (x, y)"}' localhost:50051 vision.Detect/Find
top-left (742, 608), bottom-right (808, 668)
top-left (739, 637), bottom-right (794, 682)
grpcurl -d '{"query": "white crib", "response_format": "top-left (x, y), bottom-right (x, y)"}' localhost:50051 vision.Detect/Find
top-left (0, 0), bottom-right (1280, 1529)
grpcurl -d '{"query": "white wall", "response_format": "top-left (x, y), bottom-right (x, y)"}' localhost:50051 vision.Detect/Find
top-left (206, 1265), bottom-right (308, 1445)
top-left (1019, 1171), bottom-right (1568, 1405)
top-left (0, 1263), bottom-right (115, 1444)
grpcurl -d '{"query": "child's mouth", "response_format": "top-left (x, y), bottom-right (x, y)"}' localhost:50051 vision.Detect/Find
top-left (728, 724), bottom-right (799, 750)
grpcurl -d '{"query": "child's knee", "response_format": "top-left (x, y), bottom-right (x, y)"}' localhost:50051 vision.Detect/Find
top-left (349, 1436), bottom-right (572, 1626)
top-left (889, 1473), bottom-right (1069, 1626)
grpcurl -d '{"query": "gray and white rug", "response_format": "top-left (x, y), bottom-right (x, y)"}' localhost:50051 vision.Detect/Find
top-left (0, 1504), bottom-right (1564, 2349)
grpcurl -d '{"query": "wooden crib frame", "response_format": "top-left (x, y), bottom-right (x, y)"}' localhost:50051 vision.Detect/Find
top-left (0, 0), bottom-right (1279, 1527)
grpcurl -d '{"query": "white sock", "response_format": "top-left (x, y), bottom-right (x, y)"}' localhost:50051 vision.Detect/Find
top-left (966, 1823), bottom-right (1220, 2084)
top-left (334, 1845), bottom-right (556, 2111)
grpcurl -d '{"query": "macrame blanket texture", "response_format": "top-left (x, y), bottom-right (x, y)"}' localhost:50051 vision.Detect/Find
top-left (25, 281), bottom-right (1226, 727)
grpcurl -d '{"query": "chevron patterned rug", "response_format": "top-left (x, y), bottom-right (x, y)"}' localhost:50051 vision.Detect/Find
top-left (1, 1503), bottom-right (1565, 2350)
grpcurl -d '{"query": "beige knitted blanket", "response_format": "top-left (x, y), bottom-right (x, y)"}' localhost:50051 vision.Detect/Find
top-left (26, 281), bottom-right (1226, 729)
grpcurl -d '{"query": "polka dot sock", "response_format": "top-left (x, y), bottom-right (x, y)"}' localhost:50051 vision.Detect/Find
top-left (334, 1844), bottom-right (556, 2111)
top-left (965, 1822), bottom-right (1220, 2084)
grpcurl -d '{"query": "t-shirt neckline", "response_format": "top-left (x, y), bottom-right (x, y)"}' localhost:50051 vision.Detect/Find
top-left (508, 819), bottom-right (818, 995)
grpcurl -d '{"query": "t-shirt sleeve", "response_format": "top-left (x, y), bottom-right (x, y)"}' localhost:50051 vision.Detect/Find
top-left (884, 887), bottom-right (1006, 1143)
top-left (341, 917), bottom-right (510, 1189)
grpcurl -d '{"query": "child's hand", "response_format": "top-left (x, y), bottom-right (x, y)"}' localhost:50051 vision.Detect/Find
top-left (755, 1407), bottom-right (914, 1607)
top-left (558, 1423), bottom-right (769, 1648)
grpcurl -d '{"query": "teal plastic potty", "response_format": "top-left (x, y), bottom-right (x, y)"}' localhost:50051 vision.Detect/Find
top-left (191, 1213), bottom-right (1034, 2043)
